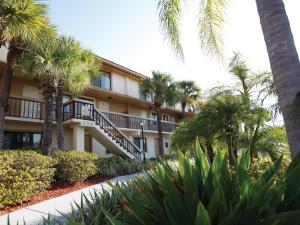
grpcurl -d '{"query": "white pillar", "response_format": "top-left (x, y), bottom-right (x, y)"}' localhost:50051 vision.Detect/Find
top-left (72, 126), bottom-right (85, 151)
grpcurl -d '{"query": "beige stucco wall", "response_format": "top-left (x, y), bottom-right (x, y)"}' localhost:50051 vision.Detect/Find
top-left (112, 73), bottom-right (126, 94)
top-left (127, 78), bottom-right (140, 98)
top-left (125, 132), bottom-right (172, 159)
top-left (96, 100), bottom-right (109, 112)
top-left (109, 101), bottom-right (127, 113)
top-left (129, 105), bottom-right (142, 116)
top-left (92, 137), bottom-right (107, 156)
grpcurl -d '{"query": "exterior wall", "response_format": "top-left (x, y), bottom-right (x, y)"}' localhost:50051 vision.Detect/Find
top-left (1, 53), bottom-right (187, 158)
top-left (92, 137), bottom-right (107, 156)
top-left (112, 73), bottom-right (126, 94)
top-left (109, 101), bottom-right (127, 114)
top-left (126, 132), bottom-right (172, 159)
top-left (127, 78), bottom-right (140, 98)
top-left (96, 100), bottom-right (109, 112)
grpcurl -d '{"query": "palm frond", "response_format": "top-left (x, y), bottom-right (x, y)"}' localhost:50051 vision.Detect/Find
top-left (1, 0), bottom-right (55, 45)
top-left (198, 0), bottom-right (228, 61)
top-left (158, 0), bottom-right (184, 58)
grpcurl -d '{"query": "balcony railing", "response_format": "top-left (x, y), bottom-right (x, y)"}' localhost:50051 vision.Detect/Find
top-left (5, 97), bottom-right (177, 133)
top-left (6, 97), bottom-right (44, 120)
top-left (101, 112), bottom-right (177, 132)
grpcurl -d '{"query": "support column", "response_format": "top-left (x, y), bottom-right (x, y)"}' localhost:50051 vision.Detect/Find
top-left (72, 125), bottom-right (85, 151)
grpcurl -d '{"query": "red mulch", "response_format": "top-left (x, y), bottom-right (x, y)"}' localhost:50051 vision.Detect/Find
top-left (0, 175), bottom-right (114, 216)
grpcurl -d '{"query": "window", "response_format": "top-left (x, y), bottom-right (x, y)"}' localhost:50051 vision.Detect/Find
top-left (92, 71), bottom-right (111, 90)
top-left (140, 93), bottom-right (153, 102)
top-left (62, 95), bottom-right (72, 115)
top-left (162, 114), bottom-right (169, 121)
top-left (134, 137), bottom-right (147, 152)
top-left (151, 112), bottom-right (157, 125)
top-left (3, 131), bottom-right (42, 149)
top-left (63, 95), bottom-right (71, 103)
top-left (165, 142), bottom-right (169, 148)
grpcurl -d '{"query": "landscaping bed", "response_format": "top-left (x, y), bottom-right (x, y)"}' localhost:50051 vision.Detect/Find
top-left (0, 150), bottom-right (149, 215)
top-left (0, 175), bottom-right (112, 216)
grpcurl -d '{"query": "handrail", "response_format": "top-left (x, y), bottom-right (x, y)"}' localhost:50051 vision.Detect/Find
top-left (102, 111), bottom-right (176, 124)
top-left (63, 100), bottom-right (142, 160)
top-left (93, 108), bottom-right (142, 160)
top-left (102, 111), bottom-right (177, 132)
top-left (6, 97), bottom-right (44, 120)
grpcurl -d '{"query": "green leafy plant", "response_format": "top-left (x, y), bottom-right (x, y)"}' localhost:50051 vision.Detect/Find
top-left (54, 151), bottom-right (99, 185)
top-left (98, 156), bottom-right (144, 177)
top-left (0, 150), bottom-right (56, 210)
top-left (41, 184), bottom-right (141, 225)
top-left (248, 157), bottom-right (289, 182)
top-left (104, 143), bottom-right (300, 225)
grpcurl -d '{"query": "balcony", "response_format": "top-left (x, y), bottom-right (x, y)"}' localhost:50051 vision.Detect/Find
top-left (101, 112), bottom-right (177, 133)
top-left (6, 97), bottom-right (44, 120)
top-left (5, 97), bottom-right (177, 133)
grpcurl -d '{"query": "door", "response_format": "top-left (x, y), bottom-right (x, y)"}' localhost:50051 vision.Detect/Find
top-left (84, 135), bottom-right (92, 152)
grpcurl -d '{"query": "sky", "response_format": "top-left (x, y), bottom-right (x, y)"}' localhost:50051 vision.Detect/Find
top-left (48, 0), bottom-right (300, 93)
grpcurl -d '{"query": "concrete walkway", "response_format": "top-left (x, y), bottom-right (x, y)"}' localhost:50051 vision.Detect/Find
top-left (0, 174), bottom-right (140, 225)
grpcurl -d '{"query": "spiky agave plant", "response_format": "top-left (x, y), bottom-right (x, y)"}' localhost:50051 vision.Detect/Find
top-left (105, 143), bottom-right (300, 225)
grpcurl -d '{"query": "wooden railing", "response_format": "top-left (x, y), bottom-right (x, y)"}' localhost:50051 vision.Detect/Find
top-left (101, 112), bottom-right (177, 132)
top-left (63, 101), bottom-right (142, 160)
top-left (6, 97), bottom-right (44, 120)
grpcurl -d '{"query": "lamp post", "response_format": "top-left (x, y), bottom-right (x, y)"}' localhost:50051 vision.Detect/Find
top-left (140, 121), bottom-right (146, 168)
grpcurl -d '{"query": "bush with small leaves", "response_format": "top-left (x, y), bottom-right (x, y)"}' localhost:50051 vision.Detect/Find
top-left (98, 156), bottom-right (144, 177)
top-left (0, 150), bottom-right (56, 210)
top-left (54, 151), bottom-right (99, 185)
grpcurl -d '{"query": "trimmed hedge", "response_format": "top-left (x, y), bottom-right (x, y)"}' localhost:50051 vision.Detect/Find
top-left (54, 151), bottom-right (99, 185)
top-left (0, 150), bottom-right (56, 210)
top-left (98, 156), bottom-right (144, 177)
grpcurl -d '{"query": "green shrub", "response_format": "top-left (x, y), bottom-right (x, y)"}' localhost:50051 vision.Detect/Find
top-left (103, 145), bottom-right (300, 225)
top-left (38, 144), bottom-right (300, 225)
top-left (98, 156), bottom-right (144, 177)
top-left (42, 184), bottom-right (141, 225)
top-left (0, 150), bottom-right (56, 210)
top-left (248, 157), bottom-right (290, 181)
top-left (54, 151), bottom-right (99, 185)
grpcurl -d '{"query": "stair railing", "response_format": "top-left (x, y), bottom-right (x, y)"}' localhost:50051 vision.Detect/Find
top-left (63, 100), bottom-right (142, 160)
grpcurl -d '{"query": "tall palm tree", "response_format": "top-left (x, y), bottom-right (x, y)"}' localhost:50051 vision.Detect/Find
top-left (15, 36), bottom-right (61, 155)
top-left (158, 0), bottom-right (300, 158)
top-left (54, 37), bottom-right (83, 150)
top-left (0, 0), bottom-right (54, 149)
top-left (55, 37), bottom-right (99, 150)
top-left (140, 71), bottom-right (179, 157)
top-left (176, 80), bottom-right (201, 118)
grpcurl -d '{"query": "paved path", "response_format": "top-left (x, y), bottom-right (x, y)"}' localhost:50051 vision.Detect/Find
top-left (0, 174), bottom-right (140, 225)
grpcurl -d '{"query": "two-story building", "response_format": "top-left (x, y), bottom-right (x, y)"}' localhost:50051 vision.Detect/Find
top-left (0, 49), bottom-right (193, 160)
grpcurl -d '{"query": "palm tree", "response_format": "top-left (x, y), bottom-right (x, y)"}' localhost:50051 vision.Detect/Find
top-left (158, 0), bottom-right (300, 158)
top-left (0, 0), bottom-right (54, 148)
top-left (176, 80), bottom-right (201, 118)
top-left (54, 37), bottom-right (83, 150)
top-left (55, 37), bottom-right (99, 150)
top-left (15, 36), bottom-right (61, 154)
top-left (140, 71), bottom-right (179, 157)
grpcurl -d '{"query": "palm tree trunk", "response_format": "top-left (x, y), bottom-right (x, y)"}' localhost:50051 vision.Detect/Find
top-left (156, 107), bottom-right (164, 157)
top-left (42, 84), bottom-right (54, 155)
top-left (256, 0), bottom-right (300, 158)
top-left (0, 46), bottom-right (17, 149)
top-left (181, 102), bottom-right (186, 119)
top-left (56, 85), bottom-right (64, 150)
